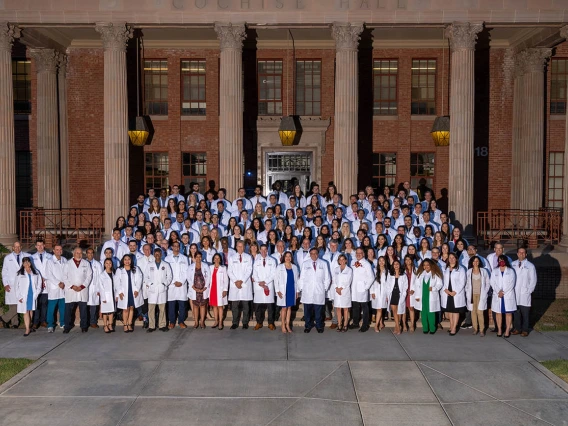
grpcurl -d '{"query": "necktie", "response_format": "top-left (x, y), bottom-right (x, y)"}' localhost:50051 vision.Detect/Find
top-left (40, 253), bottom-right (43, 262)
top-left (263, 258), bottom-right (266, 267)
top-left (313, 261), bottom-right (316, 271)
top-left (239, 255), bottom-right (242, 263)
top-left (416, 217), bottom-right (419, 225)
top-left (331, 253), bottom-right (334, 262)
top-left (115, 241), bottom-right (119, 255)
top-left (224, 253), bottom-right (228, 265)
top-left (16, 254), bottom-right (20, 264)
top-left (518, 262), bottom-right (521, 268)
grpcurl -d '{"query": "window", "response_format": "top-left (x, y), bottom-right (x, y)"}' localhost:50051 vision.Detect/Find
top-left (296, 60), bottom-right (321, 115)
top-left (548, 152), bottom-right (564, 208)
top-left (15, 151), bottom-right (32, 209)
top-left (182, 153), bottom-right (207, 192)
top-left (181, 60), bottom-right (206, 115)
top-left (12, 59), bottom-right (31, 114)
top-left (411, 59), bottom-right (436, 115)
top-left (258, 60), bottom-right (282, 115)
top-left (551, 59), bottom-right (568, 114)
top-left (144, 60), bottom-right (168, 115)
top-left (410, 153), bottom-right (435, 189)
top-left (145, 153), bottom-right (169, 193)
top-left (373, 59), bottom-right (398, 115)
top-left (371, 153), bottom-right (397, 191)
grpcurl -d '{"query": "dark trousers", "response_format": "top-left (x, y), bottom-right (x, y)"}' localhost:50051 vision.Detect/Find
top-left (255, 303), bottom-right (275, 325)
top-left (32, 294), bottom-right (48, 325)
top-left (513, 305), bottom-right (531, 333)
top-left (65, 301), bottom-right (88, 331)
top-left (231, 300), bottom-right (250, 326)
top-left (304, 303), bottom-right (324, 330)
top-left (137, 299), bottom-right (149, 322)
top-left (167, 300), bottom-right (187, 325)
top-left (88, 304), bottom-right (99, 325)
top-left (352, 301), bottom-right (369, 328)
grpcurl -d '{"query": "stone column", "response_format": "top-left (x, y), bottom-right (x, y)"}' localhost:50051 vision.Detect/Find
top-left (58, 53), bottom-right (70, 209)
top-left (331, 22), bottom-right (363, 198)
top-left (0, 22), bottom-right (20, 246)
top-left (510, 50), bottom-right (524, 210)
top-left (445, 22), bottom-right (483, 231)
top-left (214, 22), bottom-right (246, 199)
top-left (559, 27), bottom-right (568, 247)
top-left (95, 22), bottom-right (133, 236)
top-left (30, 48), bottom-right (60, 210)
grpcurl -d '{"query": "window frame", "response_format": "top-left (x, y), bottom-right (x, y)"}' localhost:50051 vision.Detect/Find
top-left (295, 59), bottom-right (322, 116)
top-left (12, 58), bottom-right (31, 114)
top-left (411, 58), bottom-right (437, 115)
top-left (410, 152), bottom-right (435, 190)
top-left (182, 152), bottom-right (207, 193)
top-left (372, 59), bottom-right (398, 116)
top-left (181, 59), bottom-right (207, 116)
top-left (371, 152), bottom-right (397, 192)
top-left (550, 58), bottom-right (568, 115)
top-left (145, 152), bottom-right (170, 194)
top-left (144, 59), bottom-right (169, 116)
top-left (257, 59), bottom-right (283, 116)
top-left (547, 151), bottom-right (564, 208)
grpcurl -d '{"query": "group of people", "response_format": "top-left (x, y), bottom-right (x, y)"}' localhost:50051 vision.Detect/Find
top-left (0, 180), bottom-right (538, 338)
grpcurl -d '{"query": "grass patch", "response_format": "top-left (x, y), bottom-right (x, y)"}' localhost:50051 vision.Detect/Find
top-left (541, 359), bottom-right (568, 383)
top-left (532, 299), bottom-right (568, 332)
top-left (0, 358), bottom-right (34, 385)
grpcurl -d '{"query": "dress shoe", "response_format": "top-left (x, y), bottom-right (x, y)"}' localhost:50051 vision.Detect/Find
top-left (90, 324), bottom-right (99, 329)
top-left (317, 328), bottom-right (324, 333)
top-left (62, 329), bottom-right (70, 334)
top-left (168, 324), bottom-right (175, 329)
top-left (40, 322), bottom-right (47, 328)
top-left (242, 324), bottom-right (249, 329)
top-left (304, 328), bottom-right (311, 333)
top-left (268, 324), bottom-right (276, 331)
top-left (511, 330), bottom-right (520, 335)
top-left (330, 324), bottom-right (338, 329)
top-left (359, 326), bottom-right (369, 333)
top-left (143, 321), bottom-right (149, 329)
top-left (348, 324), bottom-right (358, 330)
top-left (179, 323), bottom-right (187, 329)
top-left (254, 323), bottom-right (263, 330)
top-left (325, 317), bottom-right (332, 321)
top-left (32, 323), bottom-right (40, 330)
top-left (81, 328), bottom-right (88, 333)
top-left (160, 327), bottom-right (168, 332)
top-left (521, 331), bottom-right (529, 337)
top-left (230, 324), bottom-right (238, 330)
top-left (146, 328), bottom-right (155, 333)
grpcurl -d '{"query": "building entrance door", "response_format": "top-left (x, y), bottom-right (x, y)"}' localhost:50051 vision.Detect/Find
top-left (266, 152), bottom-right (312, 195)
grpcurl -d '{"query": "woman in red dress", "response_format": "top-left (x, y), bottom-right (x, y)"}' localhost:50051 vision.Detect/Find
top-left (208, 253), bottom-right (229, 330)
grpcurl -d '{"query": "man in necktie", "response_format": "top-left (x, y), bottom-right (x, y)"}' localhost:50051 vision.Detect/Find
top-left (86, 248), bottom-right (103, 329)
top-left (512, 247), bottom-right (537, 337)
top-left (323, 240), bottom-right (341, 329)
top-left (299, 248), bottom-right (331, 333)
top-left (32, 239), bottom-right (51, 329)
top-left (252, 245), bottom-right (277, 330)
top-left (228, 241), bottom-right (253, 329)
top-left (1, 241), bottom-right (28, 328)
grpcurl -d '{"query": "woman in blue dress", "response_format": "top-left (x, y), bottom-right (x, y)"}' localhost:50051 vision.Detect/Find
top-left (275, 251), bottom-right (299, 334)
top-left (15, 257), bottom-right (41, 336)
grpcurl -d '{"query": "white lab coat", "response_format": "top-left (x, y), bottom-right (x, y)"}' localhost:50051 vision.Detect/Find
top-left (136, 255), bottom-right (155, 299)
top-left (274, 263), bottom-right (300, 307)
top-left (295, 249), bottom-right (312, 268)
top-left (331, 266), bottom-right (353, 308)
top-left (252, 255), bottom-right (277, 303)
top-left (2, 251), bottom-right (30, 304)
top-left (227, 252), bottom-right (254, 301)
top-left (370, 270), bottom-right (390, 309)
top-left (46, 256), bottom-right (68, 300)
top-left (143, 261), bottom-right (173, 305)
top-left (31, 251), bottom-right (52, 294)
top-left (187, 263), bottom-right (211, 301)
top-left (513, 259), bottom-right (537, 307)
top-left (350, 259), bottom-right (375, 303)
top-left (298, 258), bottom-right (331, 305)
top-left (101, 239), bottom-right (129, 260)
top-left (411, 272), bottom-right (443, 312)
top-left (465, 268), bottom-right (490, 311)
top-left (114, 267), bottom-right (144, 309)
top-left (97, 271), bottom-right (116, 314)
top-left (206, 265), bottom-right (229, 306)
top-left (386, 274), bottom-right (408, 314)
top-left (165, 254), bottom-right (189, 301)
top-left (200, 247), bottom-right (217, 265)
top-left (441, 267), bottom-right (467, 310)
top-left (15, 272), bottom-right (42, 313)
top-left (490, 267), bottom-right (517, 314)
top-left (63, 259), bottom-right (93, 303)
top-left (87, 260), bottom-right (103, 306)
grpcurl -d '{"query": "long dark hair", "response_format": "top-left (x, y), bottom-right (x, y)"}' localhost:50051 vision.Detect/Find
top-left (497, 254), bottom-right (511, 269)
top-left (375, 256), bottom-right (388, 283)
top-left (17, 257), bottom-right (38, 275)
top-left (120, 254), bottom-right (137, 273)
top-left (103, 258), bottom-right (116, 274)
top-left (282, 250), bottom-right (295, 265)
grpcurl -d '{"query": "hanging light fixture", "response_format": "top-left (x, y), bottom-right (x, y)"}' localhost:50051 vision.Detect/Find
top-left (129, 33), bottom-right (153, 147)
top-left (431, 30), bottom-right (450, 147)
top-left (278, 29), bottom-right (302, 146)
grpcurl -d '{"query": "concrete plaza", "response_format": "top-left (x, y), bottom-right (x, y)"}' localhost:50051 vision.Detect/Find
top-left (0, 327), bottom-right (566, 426)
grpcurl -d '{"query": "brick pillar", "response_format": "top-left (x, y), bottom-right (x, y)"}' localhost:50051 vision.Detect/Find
top-left (95, 22), bottom-right (133, 237)
top-left (0, 22), bottom-right (20, 246)
top-left (331, 22), bottom-right (363, 198)
top-left (445, 22), bottom-right (483, 232)
top-left (559, 26), bottom-right (568, 249)
top-left (58, 54), bottom-right (70, 209)
top-left (214, 22), bottom-right (246, 199)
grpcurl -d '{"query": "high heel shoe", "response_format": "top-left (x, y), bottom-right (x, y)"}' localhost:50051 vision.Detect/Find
top-left (123, 326), bottom-right (128, 333)
top-left (211, 323), bottom-right (218, 329)
top-left (336, 326), bottom-right (343, 332)
top-left (200, 323), bottom-right (206, 329)
top-left (104, 326), bottom-right (111, 334)
top-left (193, 323), bottom-right (199, 329)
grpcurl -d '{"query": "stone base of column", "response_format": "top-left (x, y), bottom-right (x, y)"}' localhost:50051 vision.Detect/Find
top-left (0, 233), bottom-right (18, 248)
top-left (557, 236), bottom-right (568, 252)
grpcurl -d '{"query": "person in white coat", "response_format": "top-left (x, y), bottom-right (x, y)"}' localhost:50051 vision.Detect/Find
top-left (490, 255), bottom-right (517, 338)
top-left (411, 259), bottom-right (444, 334)
top-left (144, 249), bottom-right (172, 332)
top-left (322, 239), bottom-right (341, 329)
top-left (402, 254), bottom-right (417, 332)
top-left (298, 248), bottom-right (331, 333)
top-left (101, 228), bottom-right (129, 261)
top-left (136, 243), bottom-right (155, 329)
top-left (31, 239), bottom-right (51, 329)
top-left (252, 245), bottom-right (278, 330)
top-left (86, 248), bottom-right (103, 329)
top-left (275, 251), bottom-right (300, 333)
top-left (228, 241), bottom-right (254, 329)
top-left (98, 258), bottom-right (117, 333)
top-left (188, 252), bottom-right (210, 329)
top-left (331, 254), bottom-right (353, 333)
top-left (386, 260), bottom-right (408, 335)
top-left (63, 247), bottom-right (93, 334)
top-left (441, 253), bottom-right (467, 335)
top-left (371, 256), bottom-right (390, 332)
top-left (165, 241), bottom-right (190, 329)
top-left (206, 253), bottom-right (229, 330)
top-left (466, 256), bottom-right (490, 336)
top-left (349, 248), bottom-right (375, 332)
top-left (45, 245), bottom-right (68, 332)
top-left (512, 247), bottom-right (537, 337)
top-left (114, 254), bottom-right (144, 332)
top-left (1, 241), bottom-right (30, 328)
top-left (15, 257), bottom-right (42, 336)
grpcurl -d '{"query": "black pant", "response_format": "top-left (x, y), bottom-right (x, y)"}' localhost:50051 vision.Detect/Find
top-left (231, 301), bottom-right (250, 326)
top-left (65, 301), bottom-right (88, 331)
top-left (33, 294), bottom-right (48, 325)
top-left (513, 305), bottom-right (531, 333)
top-left (352, 301), bottom-right (369, 328)
top-left (88, 304), bottom-right (99, 325)
top-left (255, 303), bottom-right (275, 325)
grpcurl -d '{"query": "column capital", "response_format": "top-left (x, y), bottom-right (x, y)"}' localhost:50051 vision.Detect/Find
top-left (214, 22), bottom-right (247, 51)
top-left (57, 53), bottom-right (68, 77)
top-left (560, 25), bottom-right (568, 40)
top-left (29, 48), bottom-right (58, 74)
top-left (331, 22), bottom-right (364, 52)
top-left (515, 48), bottom-right (552, 77)
top-left (0, 22), bottom-right (21, 53)
top-left (445, 22), bottom-right (483, 51)
top-left (95, 22), bottom-right (133, 52)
